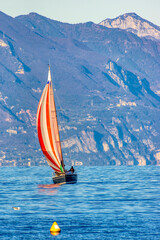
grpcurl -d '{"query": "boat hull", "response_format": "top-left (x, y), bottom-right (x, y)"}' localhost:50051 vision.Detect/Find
top-left (52, 173), bottom-right (77, 184)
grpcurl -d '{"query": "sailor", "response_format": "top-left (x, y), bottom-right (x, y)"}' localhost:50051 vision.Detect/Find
top-left (70, 166), bottom-right (75, 173)
top-left (64, 166), bottom-right (74, 174)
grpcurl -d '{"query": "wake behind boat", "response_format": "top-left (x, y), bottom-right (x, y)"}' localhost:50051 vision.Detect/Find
top-left (37, 65), bottom-right (77, 184)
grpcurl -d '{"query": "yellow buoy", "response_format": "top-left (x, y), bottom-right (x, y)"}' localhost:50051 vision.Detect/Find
top-left (50, 221), bottom-right (61, 235)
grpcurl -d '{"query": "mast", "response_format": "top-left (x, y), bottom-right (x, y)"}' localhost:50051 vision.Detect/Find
top-left (48, 65), bottom-right (65, 171)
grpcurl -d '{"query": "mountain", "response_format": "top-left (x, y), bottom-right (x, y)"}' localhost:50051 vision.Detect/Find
top-left (99, 13), bottom-right (160, 41)
top-left (16, 12), bottom-right (160, 92)
top-left (0, 11), bottom-right (160, 166)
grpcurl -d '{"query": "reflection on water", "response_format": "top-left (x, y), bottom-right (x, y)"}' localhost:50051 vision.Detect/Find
top-left (38, 183), bottom-right (61, 195)
top-left (38, 183), bottom-right (61, 189)
top-left (50, 231), bottom-right (60, 236)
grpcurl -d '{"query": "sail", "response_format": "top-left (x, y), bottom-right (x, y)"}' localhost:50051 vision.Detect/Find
top-left (37, 66), bottom-right (64, 173)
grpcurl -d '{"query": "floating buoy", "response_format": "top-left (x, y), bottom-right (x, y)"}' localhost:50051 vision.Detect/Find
top-left (12, 207), bottom-right (20, 210)
top-left (50, 221), bottom-right (61, 235)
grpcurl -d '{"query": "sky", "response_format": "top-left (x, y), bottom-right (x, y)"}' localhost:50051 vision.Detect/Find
top-left (1, 0), bottom-right (160, 26)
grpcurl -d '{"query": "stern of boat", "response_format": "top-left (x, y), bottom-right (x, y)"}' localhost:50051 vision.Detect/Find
top-left (52, 172), bottom-right (77, 184)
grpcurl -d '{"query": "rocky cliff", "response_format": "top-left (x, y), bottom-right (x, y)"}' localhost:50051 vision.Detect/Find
top-left (99, 13), bottom-right (160, 41)
top-left (0, 11), bottom-right (160, 166)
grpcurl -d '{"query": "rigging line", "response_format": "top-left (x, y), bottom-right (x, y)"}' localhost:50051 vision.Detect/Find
top-left (53, 87), bottom-right (72, 164)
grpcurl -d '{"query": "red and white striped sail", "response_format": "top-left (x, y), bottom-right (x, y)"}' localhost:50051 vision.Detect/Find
top-left (37, 66), bottom-right (64, 173)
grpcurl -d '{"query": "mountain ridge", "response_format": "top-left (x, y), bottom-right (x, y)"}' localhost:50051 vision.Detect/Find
top-left (16, 12), bottom-right (160, 91)
top-left (99, 12), bottom-right (160, 41)
top-left (0, 11), bottom-right (160, 166)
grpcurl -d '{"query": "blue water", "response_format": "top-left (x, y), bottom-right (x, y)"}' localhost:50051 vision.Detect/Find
top-left (0, 166), bottom-right (160, 240)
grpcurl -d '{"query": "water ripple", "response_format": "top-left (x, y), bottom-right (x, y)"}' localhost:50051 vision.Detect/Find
top-left (0, 166), bottom-right (159, 239)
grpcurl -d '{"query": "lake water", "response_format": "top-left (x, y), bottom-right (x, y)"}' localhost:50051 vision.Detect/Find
top-left (0, 166), bottom-right (160, 240)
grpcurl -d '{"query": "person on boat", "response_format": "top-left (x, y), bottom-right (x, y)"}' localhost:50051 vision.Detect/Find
top-left (65, 166), bottom-right (75, 174)
top-left (70, 166), bottom-right (75, 173)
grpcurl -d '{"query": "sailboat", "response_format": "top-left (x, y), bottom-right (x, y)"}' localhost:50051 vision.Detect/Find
top-left (37, 65), bottom-right (77, 184)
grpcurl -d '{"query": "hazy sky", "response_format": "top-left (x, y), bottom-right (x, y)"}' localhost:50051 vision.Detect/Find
top-left (1, 0), bottom-right (160, 26)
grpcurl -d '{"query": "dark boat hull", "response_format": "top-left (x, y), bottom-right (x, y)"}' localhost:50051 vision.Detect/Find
top-left (52, 173), bottom-right (77, 184)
